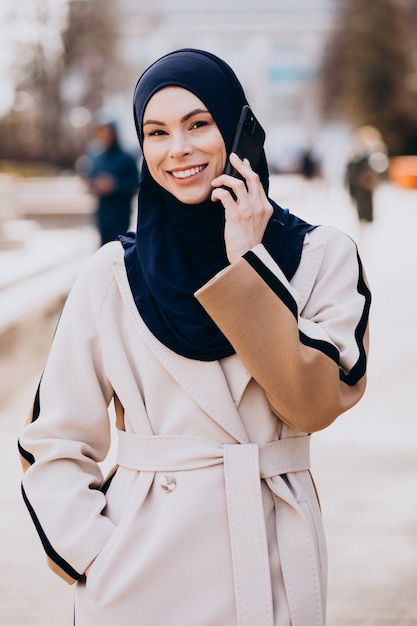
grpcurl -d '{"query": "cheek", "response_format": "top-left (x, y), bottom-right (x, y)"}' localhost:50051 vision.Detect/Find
top-left (216, 135), bottom-right (227, 170)
top-left (215, 143), bottom-right (227, 175)
top-left (142, 142), bottom-right (153, 165)
top-left (142, 144), bottom-right (162, 178)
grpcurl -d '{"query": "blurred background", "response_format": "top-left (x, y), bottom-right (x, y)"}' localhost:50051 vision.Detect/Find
top-left (0, 0), bottom-right (417, 172)
top-left (1, 1), bottom-right (417, 624)
top-left (0, 0), bottom-right (416, 170)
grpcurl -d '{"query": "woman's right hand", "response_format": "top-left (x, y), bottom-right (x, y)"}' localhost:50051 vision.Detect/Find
top-left (211, 153), bottom-right (273, 264)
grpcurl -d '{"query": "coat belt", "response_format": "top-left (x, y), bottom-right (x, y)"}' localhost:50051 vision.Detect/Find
top-left (116, 431), bottom-right (324, 626)
top-left (116, 431), bottom-right (310, 475)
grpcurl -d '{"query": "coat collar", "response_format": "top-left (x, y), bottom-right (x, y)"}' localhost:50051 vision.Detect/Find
top-left (112, 259), bottom-right (250, 443)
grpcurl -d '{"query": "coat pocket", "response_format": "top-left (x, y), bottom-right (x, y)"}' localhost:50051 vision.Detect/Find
top-left (85, 469), bottom-right (154, 602)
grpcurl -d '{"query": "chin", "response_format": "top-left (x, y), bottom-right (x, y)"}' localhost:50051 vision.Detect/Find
top-left (173, 189), bottom-right (211, 205)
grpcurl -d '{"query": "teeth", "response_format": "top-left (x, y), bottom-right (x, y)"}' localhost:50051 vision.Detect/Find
top-left (172, 165), bottom-right (205, 179)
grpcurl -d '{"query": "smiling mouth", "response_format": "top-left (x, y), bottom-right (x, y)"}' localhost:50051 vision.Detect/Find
top-left (170, 165), bottom-right (207, 179)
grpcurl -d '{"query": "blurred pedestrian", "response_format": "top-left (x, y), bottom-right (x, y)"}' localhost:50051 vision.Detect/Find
top-left (300, 147), bottom-right (320, 180)
top-left (346, 126), bottom-right (388, 224)
top-left (19, 48), bottom-right (371, 626)
top-left (79, 119), bottom-right (139, 245)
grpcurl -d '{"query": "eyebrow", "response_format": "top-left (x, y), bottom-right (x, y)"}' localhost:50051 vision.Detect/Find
top-left (143, 108), bottom-right (210, 127)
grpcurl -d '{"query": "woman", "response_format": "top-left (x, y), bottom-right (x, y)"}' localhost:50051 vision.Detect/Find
top-left (19, 49), bottom-right (371, 626)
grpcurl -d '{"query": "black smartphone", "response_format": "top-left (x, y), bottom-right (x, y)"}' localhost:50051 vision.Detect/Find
top-left (224, 105), bottom-right (266, 181)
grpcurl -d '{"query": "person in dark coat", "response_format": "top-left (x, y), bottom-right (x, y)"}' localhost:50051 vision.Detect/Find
top-left (300, 148), bottom-right (320, 180)
top-left (346, 126), bottom-right (387, 225)
top-left (83, 120), bottom-right (139, 246)
top-left (346, 155), bottom-right (377, 223)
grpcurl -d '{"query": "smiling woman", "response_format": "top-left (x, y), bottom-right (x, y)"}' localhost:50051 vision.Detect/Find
top-left (18, 48), bottom-right (371, 626)
top-left (142, 87), bottom-right (226, 205)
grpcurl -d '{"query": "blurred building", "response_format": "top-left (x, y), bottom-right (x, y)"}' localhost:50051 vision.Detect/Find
top-left (0, 0), bottom-right (339, 173)
top-left (114, 0), bottom-right (337, 172)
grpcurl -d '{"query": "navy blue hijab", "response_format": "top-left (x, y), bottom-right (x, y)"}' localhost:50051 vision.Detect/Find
top-left (121, 48), bottom-right (315, 361)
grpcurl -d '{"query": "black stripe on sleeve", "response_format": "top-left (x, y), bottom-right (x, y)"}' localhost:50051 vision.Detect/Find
top-left (244, 246), bottom-right (370, 388)
top-left (299, 251), bottom-right (371, 387)
top-left (17, 379), bottom-right (43, 466)
top-left (340, 251), bottom-right (371, 387)
top-left (21, 484), bottom-right (83, 581)
top-left (243, 250), bottom-right (298, 318)
top-left (18, 440), bottom-right (34, 466)
top-left (299, 331), bottom-right (340, 365)
top-left (32, 382), bottom-right (41, 422)
top-left (245, 250), bottom-right (341, 365)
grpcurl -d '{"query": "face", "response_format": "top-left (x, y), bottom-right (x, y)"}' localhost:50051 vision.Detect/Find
top-left (94, 125), bottom-right (115, 148)
top-left (142, 87), bottom-right (226, 204)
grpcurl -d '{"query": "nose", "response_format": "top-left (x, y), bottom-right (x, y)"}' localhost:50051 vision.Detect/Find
top-left (169, 130), bottom-right (191, 159)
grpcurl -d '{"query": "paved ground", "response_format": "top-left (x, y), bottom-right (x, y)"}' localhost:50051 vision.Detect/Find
top-left (1, 177), bottom-right (417, 625)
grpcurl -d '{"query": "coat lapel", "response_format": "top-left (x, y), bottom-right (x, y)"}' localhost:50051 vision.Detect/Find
top-left (220, 354), bottom-right (252, 407)
top-left (112, 260), bottom-right (249, 443)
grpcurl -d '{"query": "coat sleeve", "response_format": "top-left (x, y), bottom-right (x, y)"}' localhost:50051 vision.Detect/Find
top-left (18, 245), bottom-right (119, 584)
top-left (195, 226), bottom-right (371, 433)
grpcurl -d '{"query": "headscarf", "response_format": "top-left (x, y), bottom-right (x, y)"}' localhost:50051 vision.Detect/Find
top-left (121, 48), bottom-right (315, 361)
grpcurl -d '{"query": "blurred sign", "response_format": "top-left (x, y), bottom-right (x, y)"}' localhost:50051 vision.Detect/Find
top-left (267, 66), bottom-right (318, 83)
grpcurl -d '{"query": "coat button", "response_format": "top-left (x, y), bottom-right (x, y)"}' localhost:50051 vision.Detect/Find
top-left (160, 475), bottom-right (177, 492)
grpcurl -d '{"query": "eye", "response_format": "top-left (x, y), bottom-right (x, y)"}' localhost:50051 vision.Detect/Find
top-left (190, 120), bottom-right (210, 130)
top-left (147, 128), bottom-right (167, 137)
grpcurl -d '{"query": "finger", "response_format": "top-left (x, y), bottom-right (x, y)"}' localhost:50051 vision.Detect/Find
top-left (228, 153), bottom-right (263, 195)
top-left (212, 174), bottom-right (247, 200)
top-left (212, 153), bottom-right (250, 187)
top-left (211, 186), bottom-right (240, 208)
top-left (229, 152), bottom-right (254, 175)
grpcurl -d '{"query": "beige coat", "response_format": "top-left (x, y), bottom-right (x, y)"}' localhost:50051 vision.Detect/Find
top-left (19, 225), bottom-right (370, 626)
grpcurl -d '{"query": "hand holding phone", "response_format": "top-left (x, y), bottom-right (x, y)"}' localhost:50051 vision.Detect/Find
top-left (211, 106), bottom-right (272, 263)
top-left (224, 105), bottom-right (266, 183)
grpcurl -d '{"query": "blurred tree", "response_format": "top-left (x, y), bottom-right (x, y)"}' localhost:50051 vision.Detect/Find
top-left (61, 0), bottom-right (121, 112)
top-left (320, 0), bottom-right (417, 155)
top-left (4, 0), bottom-right (122, 166)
